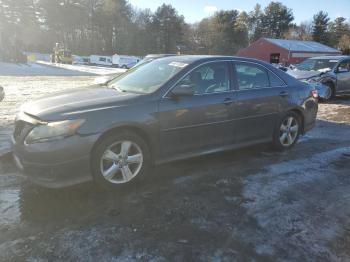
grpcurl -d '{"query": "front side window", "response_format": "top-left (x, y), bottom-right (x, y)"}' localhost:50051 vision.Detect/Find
top-left (268, 71), bottom-right (286, 87)
top-left (174, 62), bottom-right (230, 95)
top-left (108, 59), bottom-right (188, 94)
top-left (235, 63), bottom-right (269, 90)
top-left (337, 60), bottom-right (350, 73)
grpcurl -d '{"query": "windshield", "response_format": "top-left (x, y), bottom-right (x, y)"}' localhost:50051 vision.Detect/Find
top-left (132, 57), bottom-right (153, 68)
top-left (295, 58), bottom-right (338, 71)
top-left (108, 59), bottom-right (188, 93)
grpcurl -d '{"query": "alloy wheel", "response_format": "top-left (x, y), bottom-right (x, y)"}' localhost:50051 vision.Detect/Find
top-left (100, 140), bottom-right (143, 184)
top-left (279, 116), bottom-right (299, 147)
top-left (323, 85), bottom-right (332, 100)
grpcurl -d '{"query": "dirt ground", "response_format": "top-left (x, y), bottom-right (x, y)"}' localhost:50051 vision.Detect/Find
top-left (1, 76), bottom-right (350, 261)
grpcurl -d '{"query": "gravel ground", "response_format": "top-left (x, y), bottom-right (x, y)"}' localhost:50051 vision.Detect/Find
top-left (1, 77), bottom-right (350, 261)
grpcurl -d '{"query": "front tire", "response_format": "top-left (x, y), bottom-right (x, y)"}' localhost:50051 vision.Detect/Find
top-left (91, 132), bottom-right (151, 189)
top-left (273, 112), bottom-right (301, 150)
top-left (321, 82), bottom-right (335, 102)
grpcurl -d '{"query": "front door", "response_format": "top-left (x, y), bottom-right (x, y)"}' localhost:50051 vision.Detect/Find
top-left (232, 61), bottom-right (289, 143)
top-left (158, 61), bottom-right (235, 158)
top-left (336, 60), bottom-right (350, 93)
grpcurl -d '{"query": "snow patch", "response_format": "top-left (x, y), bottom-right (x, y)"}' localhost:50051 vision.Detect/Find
top-left (37, 61), bottom-right (127, 76)
top-left (0, 62), bottom-right (94, 76)
top-left (242, 147), bottom-right (350, 259)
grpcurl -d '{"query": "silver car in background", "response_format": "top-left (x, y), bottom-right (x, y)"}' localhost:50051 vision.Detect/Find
top-left (287, 56), bottom-right (350, 101)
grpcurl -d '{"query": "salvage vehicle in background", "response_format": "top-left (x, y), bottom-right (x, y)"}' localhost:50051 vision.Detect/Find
top-left (287, 56), bottom-right (350, 101)
top-left (12, 56), bottom-right (318, 189)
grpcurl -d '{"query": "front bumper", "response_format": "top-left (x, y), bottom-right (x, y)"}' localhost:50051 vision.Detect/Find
top-left (12, 134), bottom-right (99, 188)
top-left (302, 97), bottom-right (318, 134)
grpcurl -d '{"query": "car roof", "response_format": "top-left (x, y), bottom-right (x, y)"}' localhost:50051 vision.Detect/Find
top-left (145, 54), bottom-right (177, 59)
top-left (155, 55), bottom-right (268, 65)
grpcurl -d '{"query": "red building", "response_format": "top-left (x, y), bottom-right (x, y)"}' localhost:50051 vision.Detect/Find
top-left (237, 38), bottom-right (342, 65)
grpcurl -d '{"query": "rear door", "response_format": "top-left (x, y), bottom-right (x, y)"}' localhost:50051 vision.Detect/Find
top-left (336, 60), bottom-right (350, 93)
top-left (158, 61), bottom-right (236, 158)
top-left (232, 61), bottom-right (289, 143)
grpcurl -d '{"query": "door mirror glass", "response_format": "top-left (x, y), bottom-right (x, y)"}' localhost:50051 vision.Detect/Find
top-left (171, 84), bottom-right (195, 97)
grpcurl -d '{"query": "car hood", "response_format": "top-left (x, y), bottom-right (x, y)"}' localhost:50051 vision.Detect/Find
top-left (287, 69), bottom-right (322, 80)
top-left (21, 85), bottom-right (142, 121)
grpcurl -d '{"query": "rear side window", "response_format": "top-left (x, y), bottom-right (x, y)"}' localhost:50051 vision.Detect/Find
top-left (338, 60), bottom-right (350, 72)
top-left (268, 71), bottom-right (286, 87)
top-left (234, 63), bottom-right (269, 90)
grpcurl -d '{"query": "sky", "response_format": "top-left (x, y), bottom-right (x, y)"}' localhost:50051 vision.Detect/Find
top-left (128, 0), bottom-right (350, 24)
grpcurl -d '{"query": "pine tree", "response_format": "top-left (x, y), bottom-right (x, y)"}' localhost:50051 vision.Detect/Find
top-left (151, 4), bottom-right (186, 53)
top-left (329, 17), bottom-right (350, 48)
top-left (261, 2), bottom-right (294, 38)
top-left (312, 11), bottom-right (330, 45)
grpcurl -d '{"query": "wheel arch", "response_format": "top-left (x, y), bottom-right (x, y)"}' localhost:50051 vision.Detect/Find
top-left (322, 78), bottom-right (336, 93)
top-left (289, 108), bottom-right (305, 134)
top-left (91, 125), bottom-right (155, 163)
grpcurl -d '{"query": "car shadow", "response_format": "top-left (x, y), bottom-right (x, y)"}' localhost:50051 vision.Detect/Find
top-left (17, 143), bottom-right (270, 224)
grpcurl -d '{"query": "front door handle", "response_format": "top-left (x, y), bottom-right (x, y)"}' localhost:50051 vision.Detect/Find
top-left (279, 91), bottom-right (289, 97)
top-left (223, 97), bottom-right (233, 105)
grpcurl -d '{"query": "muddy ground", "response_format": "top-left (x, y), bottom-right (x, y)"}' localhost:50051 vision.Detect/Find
top-left (1, 77), bottom-right (350, 261)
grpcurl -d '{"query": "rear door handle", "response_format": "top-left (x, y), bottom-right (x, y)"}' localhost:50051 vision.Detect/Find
top-left (223, 97), bottom-right (233, 105)
top-left (279, 91), bottom-right (289, 97)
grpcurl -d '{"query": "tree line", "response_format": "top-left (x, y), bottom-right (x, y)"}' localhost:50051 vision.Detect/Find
top-left (0, 0), bottom-right (349, 62)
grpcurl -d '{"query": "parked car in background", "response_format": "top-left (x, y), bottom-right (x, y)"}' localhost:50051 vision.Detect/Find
top-left (287, 56), bottom-right (350, 101)
top-left (90, 55), bottom-right (113, 66)
top-left (0, 86), bottom-right (4, 102)
top-left (12, 56), bottom-right (318, 189)
top-left (73, 55), bottom-right (90, 65)
top-left (134, 54), bottom-right (177, 68)
top-left (112, 55), bottom-right (140, 69)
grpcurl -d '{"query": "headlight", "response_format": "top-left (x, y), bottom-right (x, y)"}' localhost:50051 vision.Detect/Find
top-left (25, 119), bottom-right (85, 144)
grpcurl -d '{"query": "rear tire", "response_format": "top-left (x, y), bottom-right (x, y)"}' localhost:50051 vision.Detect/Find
top-left (273, 111), bottom-right (301, 150)
top-left (91, 131), bottom-right (151, 189)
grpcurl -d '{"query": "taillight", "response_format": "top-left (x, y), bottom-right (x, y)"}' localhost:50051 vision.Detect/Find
top-left (311, 89), bottom-right (318, 98)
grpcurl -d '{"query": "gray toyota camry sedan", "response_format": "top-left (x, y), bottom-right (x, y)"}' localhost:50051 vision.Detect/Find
top-left (12, 56), bottom-right (318, 189)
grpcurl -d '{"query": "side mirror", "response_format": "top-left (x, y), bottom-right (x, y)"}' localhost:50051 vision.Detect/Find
top-left (337, 67), bottom-right (349, 73)
top-left (171, 84), bottom-right (195, 98)
top-left (0, 86), bottom-right (4, 102)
